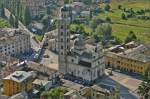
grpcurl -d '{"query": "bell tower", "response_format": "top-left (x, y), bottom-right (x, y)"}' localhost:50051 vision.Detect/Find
top-left (58, 5), bottom-right (71, 74)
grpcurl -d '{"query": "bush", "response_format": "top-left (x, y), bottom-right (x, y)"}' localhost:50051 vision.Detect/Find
top-left (41, 15), bottom-right (50, 26)
top-left (127, 13), bottom-right (134, 18)
top-left (89, 17), bottom-right (104, 29)
top-left (136, 9), bottom-right (145, 15)
top-left (104, 4), bottom-right (111, 11)
top-left (118, 5), bottom-right (122, 10)
top-left (121, 13), bottom-right (127, 20)
top-left (105, 17), bottom-right (111, 22)
top-left (0, 18), bottom-right (11, 28)
top-left (137, 15), bottom-right (150, 20)
top-left (123, 8), bottom-right (126, 12)
top-left (125, 31), bottom-right (137, 43)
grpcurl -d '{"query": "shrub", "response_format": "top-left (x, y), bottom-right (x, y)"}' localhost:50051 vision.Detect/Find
top-left (118, 5), bottom-right (122, 10)
top-left (121, 13), bottom-right (127, 20)
top-left (105, 17), bottom-right (111, 22)
top-left (104, 4), bottom-right (111, 11)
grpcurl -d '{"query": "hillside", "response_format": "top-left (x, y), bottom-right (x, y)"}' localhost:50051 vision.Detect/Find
top-left (98, 0), bottom-right (150, 43)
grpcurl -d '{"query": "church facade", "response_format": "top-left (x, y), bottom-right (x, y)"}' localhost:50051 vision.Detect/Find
top-left (58, 5), bottom-right (105, 82)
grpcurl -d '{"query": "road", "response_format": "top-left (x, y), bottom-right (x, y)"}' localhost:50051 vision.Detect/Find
top-left (99, 70), bottom-right (142, 99)
top-left (40, 49), bottom-right (58, 70)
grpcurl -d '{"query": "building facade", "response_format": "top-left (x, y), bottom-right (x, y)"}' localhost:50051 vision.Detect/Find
top-left (67, 35), bottom-right (105, 82)
top-left (62, 81), bottom-right (120, 99)
top-left (58, 5), bottom-right (105, 82)
top-left (80, 85), bottom-right (120, 99)
top-left (3, 71), bottom-right (33, 96)
top-left (105, 42), bottom-right (150, 75)
top-left (0, 28), bottom-right (31, 57)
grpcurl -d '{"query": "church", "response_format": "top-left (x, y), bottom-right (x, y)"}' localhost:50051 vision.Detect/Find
top-left (58, 5), bottom-right (105, 82)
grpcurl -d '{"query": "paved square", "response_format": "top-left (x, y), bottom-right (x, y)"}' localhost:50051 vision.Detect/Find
top-left (109, 72), bottom-right (142, 91)
top-left (100, 71), bottom-right (142, 99)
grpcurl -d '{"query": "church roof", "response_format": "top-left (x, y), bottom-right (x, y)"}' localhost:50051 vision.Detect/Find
top-left (74, 35), bottom-right (85, 47)
top-left (81, 51), bottom-right (93, 59)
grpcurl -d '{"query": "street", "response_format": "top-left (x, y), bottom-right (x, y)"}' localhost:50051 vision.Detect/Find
top-left (40, 49), bottom-right (58, 70)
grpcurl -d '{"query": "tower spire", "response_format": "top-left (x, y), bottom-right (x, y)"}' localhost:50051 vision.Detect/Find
top-left (58, 4), bottom-right (71, 74)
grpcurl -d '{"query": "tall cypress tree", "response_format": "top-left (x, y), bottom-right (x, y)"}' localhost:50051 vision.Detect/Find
top-left (14, 17), bottom-right (19, 28)
top-left (16, 1), bottom-right (20, 17)
top-left (1, 4), bottom-right (5, 18)
top-left (9, 14), bottom-right (15, 27)
top-left (24, 6), bottom-right (31, 26)
top-left (19, 3), bottom-right (24, 22)
top-left (69, 0), bottom-right (73, 23)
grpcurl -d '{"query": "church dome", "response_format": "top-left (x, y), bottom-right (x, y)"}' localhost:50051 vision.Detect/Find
top-left (74, 35), bottom-right (85, 50)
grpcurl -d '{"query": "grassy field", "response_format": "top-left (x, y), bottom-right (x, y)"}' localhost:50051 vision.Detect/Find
top-left (98, 0), bottom-right (150, 43)
top-left (112, 24), bottom-right (149, 42)
top-left (103, 0), bottom-right (150, 9)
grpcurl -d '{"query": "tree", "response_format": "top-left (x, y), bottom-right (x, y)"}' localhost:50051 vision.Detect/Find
top-left (105, 4), bottom-right (111, 11)
top-left (14, 17), bottom-right (19, 28)
top-left (106, 17), bottom-right (111, 22)
top-left (24, 6), bottom-right (31, 26)
top-left (41, 15), bottom-right (49, 26)
top-left (121, 13), bottom-right (127, 20)
top-left (19, 3), bottom-right (24, 22)
top-left (138, 67), bottom-right (150, 99)
top-left (89, 9), bottom-right (93, 20)
top-left (118, 5), bottom-right (122, 10)
top-left (83, 0), bottom-right (92, 5)
top-left (16, 1), bottom-right (20, 17)
top-left (102, 23), bottom-right (112, 40)
top-left (41, 87), bottom-right (65, 99)
top-left (94, 23), bottom-right (112, 41)
top-left (125, 31), bottom-right (137, 43)
top-left (46, 6), bottom-right (51, 15)
top-left (9, 14), bottom-right (15, 27)
top-left (114, 37), bottom-right (122, 45)
top-left (77, 25), bottom-right (85, 34)
top-left (1, 4), bottom-right (5, 18)
top-left (90, 17), bottom-right (104, 29)
top-left (69, 24), bottom-right (78, 34)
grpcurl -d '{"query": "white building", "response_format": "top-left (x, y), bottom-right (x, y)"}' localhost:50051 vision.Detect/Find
top-left (0, 28), bottom-right (31, 57)
top-left (58, 5), bottom-right (105, 82)
top-left (32, 79), bottom-right (52, 91)
top-left (45, 30), bottom-right (58, 52)
top-left (67, 36), bottom-right (105, 82)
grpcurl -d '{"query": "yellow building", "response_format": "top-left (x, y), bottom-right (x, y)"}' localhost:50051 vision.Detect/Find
top-left (105, 43), bottom-right (150, 75)
top-left (3, 71), bottom-right (33, 96)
